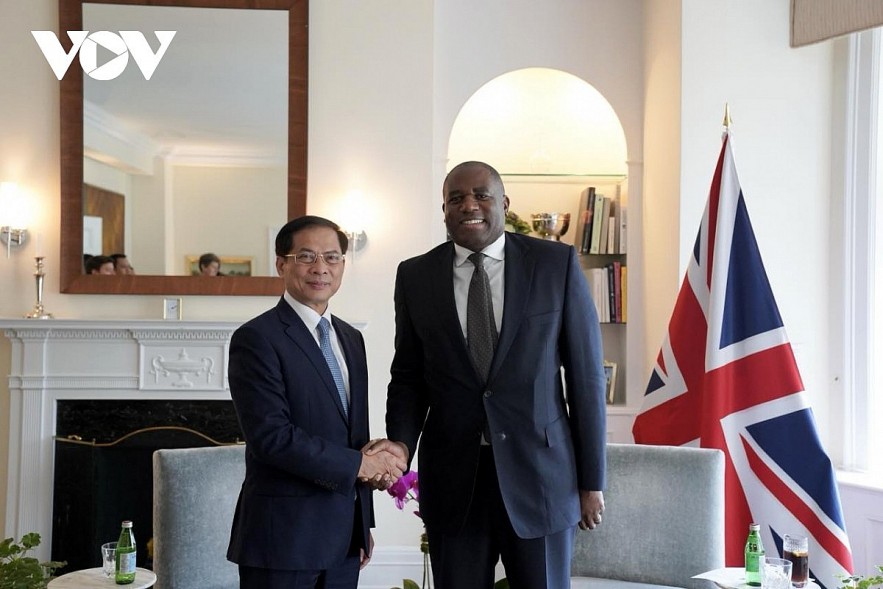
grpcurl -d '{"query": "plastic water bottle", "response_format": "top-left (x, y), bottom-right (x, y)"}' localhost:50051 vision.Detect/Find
top-left (744, 523), bottom-right (764, 587)
top-left (115, 520), bottom-right (137, 584)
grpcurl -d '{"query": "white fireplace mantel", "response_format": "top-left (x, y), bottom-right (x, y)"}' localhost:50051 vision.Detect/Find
top-left (2, 318), bottom-right (242, 559)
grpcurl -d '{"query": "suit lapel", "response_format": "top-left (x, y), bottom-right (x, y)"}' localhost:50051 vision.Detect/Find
top-left (430, 243), bottom-right (471, 353)
top-left (276, 300), bottom-right (350, 423)
top-left (489, 235), bottom-right (534, 382)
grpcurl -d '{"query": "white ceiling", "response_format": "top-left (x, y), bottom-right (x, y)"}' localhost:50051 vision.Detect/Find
top-left (82, 4), bottom-right (288, 166)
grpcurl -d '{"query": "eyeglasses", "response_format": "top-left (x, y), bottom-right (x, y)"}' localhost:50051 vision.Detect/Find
top-left (282, 251), bottom-right (345, 265)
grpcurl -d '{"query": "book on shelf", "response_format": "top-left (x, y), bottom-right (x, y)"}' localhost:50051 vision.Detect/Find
top-left (580, 191), bottom-right (625, 258)
top-left (621, 265), bottom-right (628, 323)
top-left (587, 263), bottom-right (630, 324)
top-left (598, 197), bottom-right (612, 254)
top-left (589, 267), bottom-right (608, 322)
top-left (574, 187), bottom-right (596, 254)
top-left (589, 192), bottom-right (606, 254)
top-left (606, 262), bottom-right (616, 322)
top-left (606, 200), bottom-right (617, 254)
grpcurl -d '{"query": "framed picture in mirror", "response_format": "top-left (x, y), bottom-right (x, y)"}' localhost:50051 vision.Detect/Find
top-left (186, 255), bottom-right (253, 277)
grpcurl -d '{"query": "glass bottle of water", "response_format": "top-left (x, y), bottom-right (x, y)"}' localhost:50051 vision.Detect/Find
top-left (744, 523), bottom-right (764, 587)
top-left (115, 520), bottom-right (137, 584)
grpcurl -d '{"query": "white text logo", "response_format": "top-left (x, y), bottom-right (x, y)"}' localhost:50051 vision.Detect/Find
top-left (32, 30), bottom-right (176, 81)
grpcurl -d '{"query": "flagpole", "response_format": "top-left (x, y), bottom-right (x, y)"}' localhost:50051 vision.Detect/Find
top-left (722, 103), bottom-right (732, 138)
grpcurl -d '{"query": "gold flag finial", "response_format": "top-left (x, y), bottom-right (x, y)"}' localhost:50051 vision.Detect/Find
top-left (723, 103), bottom-right (733, 130)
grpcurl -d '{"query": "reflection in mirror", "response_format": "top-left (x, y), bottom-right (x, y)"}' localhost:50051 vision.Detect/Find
top-left (60, 0), bottom-right (307, 295)
top-left (83, 5), bottom-right (287, 277)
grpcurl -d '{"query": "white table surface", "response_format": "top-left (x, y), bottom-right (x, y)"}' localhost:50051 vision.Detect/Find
top-left (694, 566), bottom-right (819, 589)
top-left (47, 567), bottom-right (156, 589)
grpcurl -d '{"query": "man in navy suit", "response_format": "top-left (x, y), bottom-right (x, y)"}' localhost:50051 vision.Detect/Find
top-left (227, 216), bottom-right (406, 589)
top-left (372, 162), bottom-right (607, 588)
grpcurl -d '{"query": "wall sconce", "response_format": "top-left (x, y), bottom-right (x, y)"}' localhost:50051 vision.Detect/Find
top-left (346, 229), bottom-right (368, 253)
top-left (340, 189), bottom-right (369, 254)
top-left (0, 182), bottom-right (29, 258)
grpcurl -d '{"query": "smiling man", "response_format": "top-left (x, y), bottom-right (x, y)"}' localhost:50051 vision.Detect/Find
top-left (226, 216), bottom-right (406, 589)
top-left (375, 161), bottom-right (608, 589)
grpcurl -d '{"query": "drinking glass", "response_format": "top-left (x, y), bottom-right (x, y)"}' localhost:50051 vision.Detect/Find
top-left (762, 557), bottom-right (793, 589)
top-left (101, 541), bottom-right (117, 577)
top-left (783, 534), bottom-right (809, 587)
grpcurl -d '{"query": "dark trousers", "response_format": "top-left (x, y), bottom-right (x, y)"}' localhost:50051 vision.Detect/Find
top-left (425, 446), bottom-right (575, 589)
top-left (238, 558), bottom-right (360, 589)
top-left (238, 497), bottom-right (363, 589)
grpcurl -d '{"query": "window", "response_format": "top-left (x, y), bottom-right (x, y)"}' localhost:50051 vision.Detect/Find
top-left (843, 29), bottom-right (883, 475)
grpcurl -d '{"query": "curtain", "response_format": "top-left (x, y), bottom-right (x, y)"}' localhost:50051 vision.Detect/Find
top-left (791, 0), bottom-right (883, 47)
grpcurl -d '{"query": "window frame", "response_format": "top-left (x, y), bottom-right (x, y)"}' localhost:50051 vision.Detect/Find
top-left (841, 29), bottom-right (880, 473)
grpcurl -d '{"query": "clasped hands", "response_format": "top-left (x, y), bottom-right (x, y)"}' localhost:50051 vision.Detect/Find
top-left (357, 438), bottom-right (409, 491)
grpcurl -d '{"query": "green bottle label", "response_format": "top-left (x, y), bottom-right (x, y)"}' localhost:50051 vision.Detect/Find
top-left (745, 549), bottom-right (764, 586)
top-left (118, 551), bottom-right (136, 574)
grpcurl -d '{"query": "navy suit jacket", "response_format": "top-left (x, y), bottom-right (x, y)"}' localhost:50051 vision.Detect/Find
top-left (386, 232), bottom-right (607, 539)
top-left (227, 298), bottom-right (373, 570)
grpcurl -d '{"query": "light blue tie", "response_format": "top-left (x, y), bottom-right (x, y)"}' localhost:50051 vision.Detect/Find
top-left (318, 317), bottom-right (349, 418)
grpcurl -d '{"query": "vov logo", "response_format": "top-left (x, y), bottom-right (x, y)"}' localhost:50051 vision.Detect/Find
top-left (32, 30), bottom-right (176, 81)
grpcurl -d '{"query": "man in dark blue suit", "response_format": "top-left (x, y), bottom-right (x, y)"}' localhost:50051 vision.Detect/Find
top-left (227, 216), bottom-right (406, 589)
top-left (373, 162), bottom-right (607, 588)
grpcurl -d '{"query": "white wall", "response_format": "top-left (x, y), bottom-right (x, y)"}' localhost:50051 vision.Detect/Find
top-left (172, 165), bottom-right (286, 276)
top-left (1, 0), bottom-right (877, 576)
top-left (679, 0), bottom-right (835, 446)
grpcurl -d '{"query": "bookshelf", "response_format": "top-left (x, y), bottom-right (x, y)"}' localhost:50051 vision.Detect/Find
top-left (502, 173), bottom-right (635, 423)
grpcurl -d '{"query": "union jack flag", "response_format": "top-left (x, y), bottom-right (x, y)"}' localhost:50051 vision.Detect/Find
top-left (632, 134), bottom-right (853, 589)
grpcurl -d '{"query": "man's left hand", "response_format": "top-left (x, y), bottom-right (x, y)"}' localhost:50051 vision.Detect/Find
top-left (578, 490), bottom-right (605, 530)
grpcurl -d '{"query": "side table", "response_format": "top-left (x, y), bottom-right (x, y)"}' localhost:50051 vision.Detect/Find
top-left (48, 567), bottom-right (156, 588)
top-left (693, 566), bottom-right (820, 589)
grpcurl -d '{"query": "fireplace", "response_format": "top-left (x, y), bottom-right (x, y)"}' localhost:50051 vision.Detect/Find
top-left (1, 319), bottom-right (241, 563)
top-left (51, 400), bottom-right (242, 574)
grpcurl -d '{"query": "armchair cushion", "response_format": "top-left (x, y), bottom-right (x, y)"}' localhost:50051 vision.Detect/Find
top-left (571, 443), bottom-right (725, 589)
top-left (153, 445), bottom-right (245, 589)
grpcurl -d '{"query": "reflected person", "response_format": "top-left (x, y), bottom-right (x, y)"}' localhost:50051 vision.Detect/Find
top-left (111, 253), bottom-right (135, 275)
top-left (85, 255), bottom-right (115, 275)
top-left (198, 252), bottom-right (221, 276)
top-left (226, 216), bottom-right (405, 589)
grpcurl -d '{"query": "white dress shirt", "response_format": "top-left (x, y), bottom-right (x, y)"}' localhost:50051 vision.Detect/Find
top-left (283, 290), bottom-right (350, 403)
top-left (453, 233), bottom-right (506, 340)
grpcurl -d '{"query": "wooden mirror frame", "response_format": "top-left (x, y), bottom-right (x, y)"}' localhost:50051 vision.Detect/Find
top-left (59, 0), bottom-right (307, 295)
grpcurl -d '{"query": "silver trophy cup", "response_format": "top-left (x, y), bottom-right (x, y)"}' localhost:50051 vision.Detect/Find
top-left (531, 212), bottom-right (571, 241)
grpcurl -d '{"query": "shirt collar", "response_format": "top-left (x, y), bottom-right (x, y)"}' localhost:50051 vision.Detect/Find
top-left (453, 232), bottom-right (506, 267)
top-left (283, 290), bottom-right (332, 333)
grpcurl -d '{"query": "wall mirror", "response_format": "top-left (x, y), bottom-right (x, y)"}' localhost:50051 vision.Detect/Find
top-left (60, 0), bottom-right (307, 295)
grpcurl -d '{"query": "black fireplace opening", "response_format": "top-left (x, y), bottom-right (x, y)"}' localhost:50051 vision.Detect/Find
top-left (51, 400), bottom-right (243, 575)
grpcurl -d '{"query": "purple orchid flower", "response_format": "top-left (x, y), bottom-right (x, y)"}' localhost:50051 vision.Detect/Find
top-left (387, 470), bottom-right (420, 512)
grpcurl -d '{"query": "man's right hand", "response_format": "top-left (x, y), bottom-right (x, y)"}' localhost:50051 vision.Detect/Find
top-left (362, 438), bottom-right (409, 463)
top-left (358, 443), bottom-right (406, 490)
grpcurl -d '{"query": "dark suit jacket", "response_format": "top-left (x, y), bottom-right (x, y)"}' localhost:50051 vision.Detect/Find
top-left (386, 232), bottom-right (607, 539)
top-left (226, 298), bottom-right (373, 570)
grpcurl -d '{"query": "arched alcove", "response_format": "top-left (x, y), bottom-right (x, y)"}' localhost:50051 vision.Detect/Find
top-left (444, 67), bottom-right (635, 411)
top-left (447, 68), bottom-right (628, 175)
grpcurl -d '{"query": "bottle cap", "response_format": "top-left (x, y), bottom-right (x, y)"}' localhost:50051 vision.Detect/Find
top-left (749, 523), bottom-right (759, 531)
top-left (122, 520), bottom-right (133, 528)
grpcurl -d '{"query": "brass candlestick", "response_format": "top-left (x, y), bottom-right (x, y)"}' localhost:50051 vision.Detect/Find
top-left (26, 256), bottom-right (53, 319)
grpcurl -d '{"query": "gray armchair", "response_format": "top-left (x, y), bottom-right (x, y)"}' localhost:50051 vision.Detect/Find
top-left (153, 445), bottom-right (245, 589)
top-left (571, 443), bottom-right (725, 589)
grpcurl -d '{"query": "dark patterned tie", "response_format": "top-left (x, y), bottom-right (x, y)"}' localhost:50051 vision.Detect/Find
top-left (317, 317), bottom-right (349, 418)
top-left (467, 252), bottom-right (498, 383)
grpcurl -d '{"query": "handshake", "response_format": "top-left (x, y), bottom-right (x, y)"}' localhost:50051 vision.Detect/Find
top-left (357, 438), bottom-right (409, 491)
